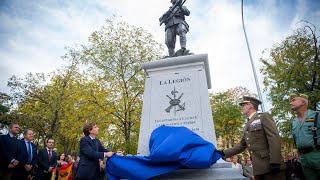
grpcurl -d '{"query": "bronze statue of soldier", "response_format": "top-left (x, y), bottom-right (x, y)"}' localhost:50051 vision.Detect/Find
top-left (159, 0), bottom-right (191, 57)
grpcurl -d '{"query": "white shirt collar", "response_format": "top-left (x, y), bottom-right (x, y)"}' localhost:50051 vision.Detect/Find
top-left (8, 133), bottom-right (15, 138)
top-left (89, 135), bottom-right (95, 140)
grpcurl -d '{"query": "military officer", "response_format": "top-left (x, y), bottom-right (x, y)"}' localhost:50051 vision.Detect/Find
top-left (216, 96), bottom-right (285, 180)
top-left (289, 93), bottom-right (320, 180)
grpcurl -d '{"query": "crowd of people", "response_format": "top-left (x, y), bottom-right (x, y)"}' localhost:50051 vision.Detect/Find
top-left (226, 153), bottom-right (305, 180)
top-left (0, 93), bottom-right (319, 180)
top-left (0, 122), bottom-right (125, 180)
top-left (226, 156), bottom-right (254, 179)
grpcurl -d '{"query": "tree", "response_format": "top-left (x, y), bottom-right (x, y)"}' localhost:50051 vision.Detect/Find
top-left (209, 86), bottom-right (256, 149)
top-left (7, 48), bottom-right (118, 153)
top-left (0, 93), bottom-right (10, 114)
top-left (0, 92), bottom-right (11, 131)
top-left (261, 21), bottom-right (320, 116)
top-left (260, 21), bottom-right (319, 154)
top-left (4, 18), bottom-right (164, 154)
top-left (7, 56), bottom-right (80, 147)
top-left (80, 17), bottom-right (164, 154)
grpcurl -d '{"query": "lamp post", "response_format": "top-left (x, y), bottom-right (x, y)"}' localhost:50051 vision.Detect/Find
top-left (241, 0), bottom-right (265, 112)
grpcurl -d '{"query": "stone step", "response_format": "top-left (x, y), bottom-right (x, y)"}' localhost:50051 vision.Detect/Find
top-left (152, 166), bottom-right (249, 180)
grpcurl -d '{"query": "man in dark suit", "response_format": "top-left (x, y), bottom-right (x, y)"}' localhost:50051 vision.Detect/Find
top-left (75, 122), bottom-right (114, 180)
top-left (216, 96), bottom-right (285, 180)
top-left (34, 138), bottom-right (57, 180)
top-left (0, 122), bottom-right (21, 180)
top-left (16, 129), bottom-right (38, 180)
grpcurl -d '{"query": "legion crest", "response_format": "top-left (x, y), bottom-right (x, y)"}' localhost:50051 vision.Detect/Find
top-left (165, 87), bottom-right (185, 115)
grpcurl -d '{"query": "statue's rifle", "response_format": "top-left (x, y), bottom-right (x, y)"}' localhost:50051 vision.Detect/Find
top-left (160, 0), bottom-right (187, 26)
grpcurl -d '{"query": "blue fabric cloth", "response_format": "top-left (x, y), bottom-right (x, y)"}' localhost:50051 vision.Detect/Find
top-left (106, 125), bottom-right (222, 180)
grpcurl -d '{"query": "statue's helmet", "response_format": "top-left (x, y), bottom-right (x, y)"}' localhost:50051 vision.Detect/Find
top-left (171, 0), bottom-right (177, 4)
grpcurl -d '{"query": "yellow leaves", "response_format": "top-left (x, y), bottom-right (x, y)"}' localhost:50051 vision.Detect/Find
top-left (209, 87), bottom-right (250, 148)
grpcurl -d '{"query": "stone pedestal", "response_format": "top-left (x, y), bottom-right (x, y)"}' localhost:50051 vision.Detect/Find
top-left (138, 54), bottom-right (248, 179)
top-left (153, 164), bottom-right (247, 180)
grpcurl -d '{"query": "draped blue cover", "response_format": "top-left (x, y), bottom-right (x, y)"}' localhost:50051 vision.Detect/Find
top-left (106, 125), bottom-right (222, 180)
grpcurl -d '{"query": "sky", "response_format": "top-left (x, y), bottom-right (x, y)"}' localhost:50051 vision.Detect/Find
top-left (1, 0), bottom-right (320, 111)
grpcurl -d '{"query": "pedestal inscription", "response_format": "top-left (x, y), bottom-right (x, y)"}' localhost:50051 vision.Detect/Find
top-left (138, 54), bottom-right (216, 155)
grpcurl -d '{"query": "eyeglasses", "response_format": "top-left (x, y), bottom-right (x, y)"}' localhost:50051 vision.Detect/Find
top-left (289, 93), bottom-right (308, 101)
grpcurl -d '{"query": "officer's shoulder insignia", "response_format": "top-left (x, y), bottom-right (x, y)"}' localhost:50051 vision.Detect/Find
top-left (305, 118), bottom-right (314, 122)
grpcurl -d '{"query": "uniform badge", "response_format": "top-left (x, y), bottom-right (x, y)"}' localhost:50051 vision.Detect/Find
top-left (305, 118), bottom-right (314, 122)
top-left (250, 119), bottom-right (261, 128)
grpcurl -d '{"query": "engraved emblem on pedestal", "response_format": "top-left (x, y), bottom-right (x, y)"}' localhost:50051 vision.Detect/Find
top-left (165, 87), bottom-right (185, 115)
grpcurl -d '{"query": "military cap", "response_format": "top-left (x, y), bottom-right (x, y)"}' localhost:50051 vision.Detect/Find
top-left (239, 96), bottom-right (262, 106)
top-left (289, 92), bottom-right (308, 101)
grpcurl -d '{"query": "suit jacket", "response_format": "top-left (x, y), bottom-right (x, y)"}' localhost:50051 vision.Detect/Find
top-left (15, 139), bottom-right (38, 179)
top-left (224, 112), bottom-right (282, 175)
top-left (0, 134), bottom-right (20, 172)
top-left (75, 135), bottom-right (109, 180)
top-left (19, 139), bottom-right (38, 166)
top-left (36, 148), bottom-right (57, 174)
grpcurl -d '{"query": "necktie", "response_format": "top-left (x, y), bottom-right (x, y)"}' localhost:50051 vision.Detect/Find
top-left (48, 150), bottom-right (51, 161)
top-left (27, 142), bottom-right (32, 163)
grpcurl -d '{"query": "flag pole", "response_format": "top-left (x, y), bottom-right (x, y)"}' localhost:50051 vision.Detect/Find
top-left (241, 0), bottom-right (265, 112)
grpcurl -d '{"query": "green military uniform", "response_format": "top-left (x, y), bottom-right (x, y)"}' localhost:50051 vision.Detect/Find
top-left (292, 109), bottom-right (320, 180)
